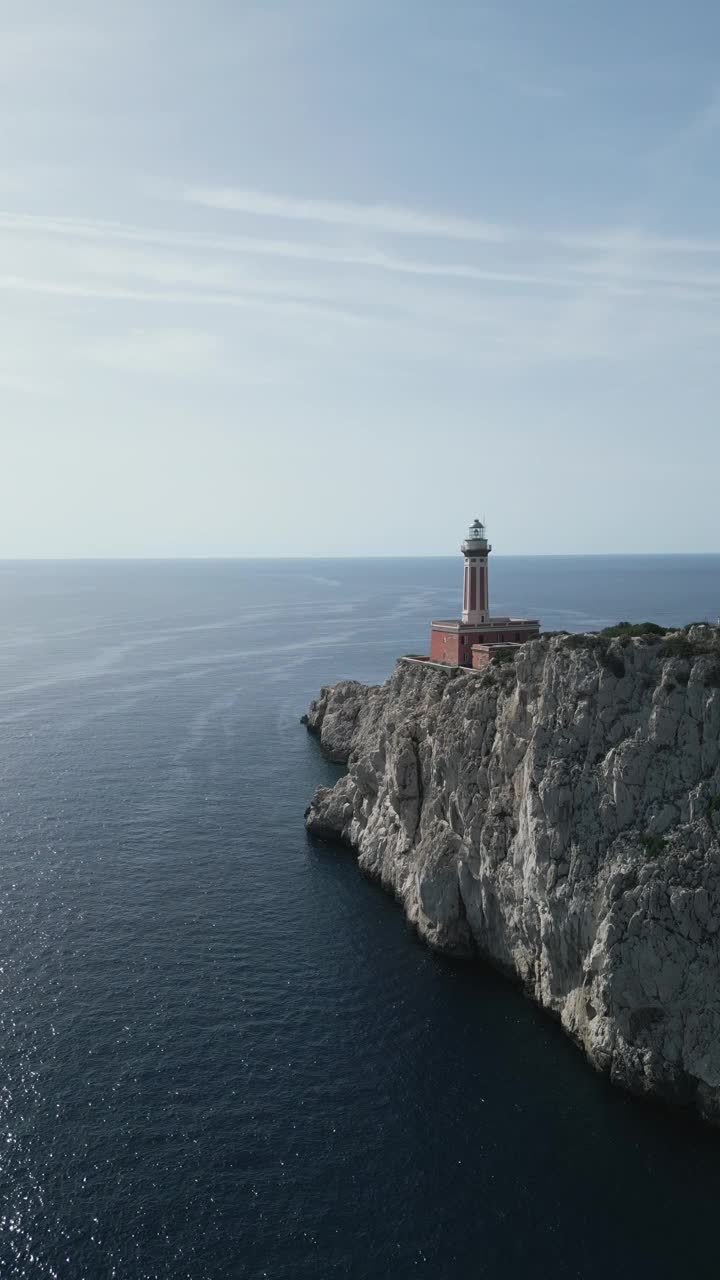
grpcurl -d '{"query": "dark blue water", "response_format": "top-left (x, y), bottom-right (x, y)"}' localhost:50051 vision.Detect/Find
top-left (1, 555), bottom-right (719, 1280)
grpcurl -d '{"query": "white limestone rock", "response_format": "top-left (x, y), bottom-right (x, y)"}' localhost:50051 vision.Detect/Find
top-left (302, 680), bottom-right (377, 763)
top-left (304, 631), bottom-right (720, 1123)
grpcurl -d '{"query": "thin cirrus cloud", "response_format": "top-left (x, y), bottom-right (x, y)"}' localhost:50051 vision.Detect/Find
top-left (182, 185), bottom-right (720, 260)
top-left (0, 210), bottom-right (563, 289)
top-left (183, 185), bottom-right (506, 242)
top-left (4, 208), bottom-right (720, 306)
top-left (2, 189), bottom-right (720, 384)
top-left (0, 273), bottom-right (374, 330)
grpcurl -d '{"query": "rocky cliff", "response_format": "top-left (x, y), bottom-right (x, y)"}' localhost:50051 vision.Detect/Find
top-left (304, 628), bottom-right (720, 1123)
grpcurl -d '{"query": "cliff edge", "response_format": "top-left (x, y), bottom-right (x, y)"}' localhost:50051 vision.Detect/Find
top-left (304, 629), bottom-right (720, 1123)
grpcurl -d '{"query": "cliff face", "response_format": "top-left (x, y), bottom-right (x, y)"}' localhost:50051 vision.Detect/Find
top-left (304, 629), bottom-right (720, 1123)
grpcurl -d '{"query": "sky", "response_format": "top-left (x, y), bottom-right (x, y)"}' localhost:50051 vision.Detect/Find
top-left (1, 0), bottom-right (719, 557)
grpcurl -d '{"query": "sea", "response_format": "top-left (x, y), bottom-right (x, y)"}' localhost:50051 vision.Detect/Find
top-left (1, 554), bottom-right (719, 1280)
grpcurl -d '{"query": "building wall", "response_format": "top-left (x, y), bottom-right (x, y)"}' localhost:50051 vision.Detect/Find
top-left (480, 626), bottom-right (539, 644)
top-left (429, 630), bottom-right (462, 665)
top-left (471, 644), bottom-right (519, 669)
top-left (457, 632), bottom-right (477, 665)
top-left (430, 622), bottom-right (540, 667)
top-left (429, 629), bottom-right (484, 666)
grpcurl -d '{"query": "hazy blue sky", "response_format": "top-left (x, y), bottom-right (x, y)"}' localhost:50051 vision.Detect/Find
top-left (2, 0), bottom-right (719, 556)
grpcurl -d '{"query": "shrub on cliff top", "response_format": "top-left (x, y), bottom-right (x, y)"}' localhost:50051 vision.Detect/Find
top-left (491, 649), bottom-right (517, 667)
top-left (659, 636), bottom-right (702, 660)
top-left (564, 632), bottom-right (596, 650)
top-left (600, 622), bottom-right (669, 639)
top-left (562, 632), bottom-right (625, 677)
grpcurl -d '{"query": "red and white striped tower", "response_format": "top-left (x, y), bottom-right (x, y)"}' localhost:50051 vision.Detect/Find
top-left (461, 518), bottom-right (491, 624)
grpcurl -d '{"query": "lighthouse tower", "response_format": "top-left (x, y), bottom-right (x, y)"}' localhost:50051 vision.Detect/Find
top-left (427, 516), bottom-right (540, 668)
top-left (461, 518), bottom-right (491, 624)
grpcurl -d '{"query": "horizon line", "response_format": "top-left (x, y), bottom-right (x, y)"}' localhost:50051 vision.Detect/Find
top-left (1, 552), bottom-right (719, 564)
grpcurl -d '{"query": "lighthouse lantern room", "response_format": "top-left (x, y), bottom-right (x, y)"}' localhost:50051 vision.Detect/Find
top-left (428, 517), bottom-right (540, 668)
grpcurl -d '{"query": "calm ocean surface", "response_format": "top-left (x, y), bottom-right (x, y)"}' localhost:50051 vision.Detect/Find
top-left (1, 555), bottom-right (720, 1280)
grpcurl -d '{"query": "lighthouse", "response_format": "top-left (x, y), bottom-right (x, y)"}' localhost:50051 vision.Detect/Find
top-left (461, 518), bottom-right (490, 625)
top-left (427, 517), bottom-right (540, 668)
